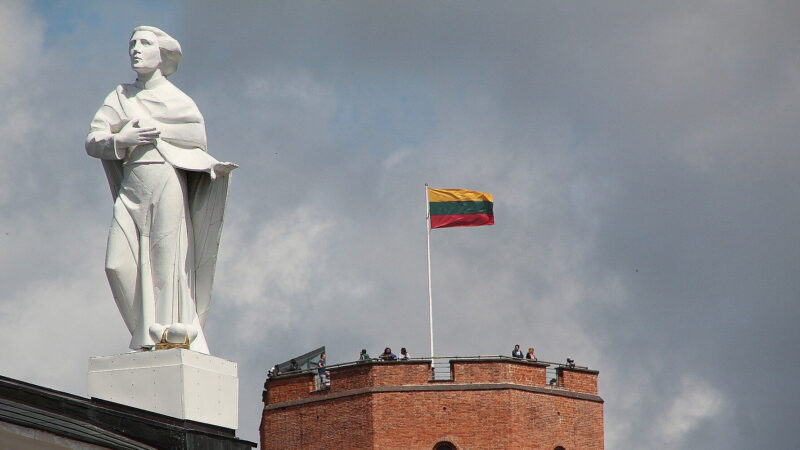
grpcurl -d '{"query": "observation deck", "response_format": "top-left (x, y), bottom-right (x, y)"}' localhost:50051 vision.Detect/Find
top-left (260, 356), bottom-right (603, 449)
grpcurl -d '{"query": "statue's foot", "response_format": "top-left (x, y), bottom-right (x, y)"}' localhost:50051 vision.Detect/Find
top-left (166, 323), bottom-right (198, 345)
top-left (149, 323), bottom-right (167, 343)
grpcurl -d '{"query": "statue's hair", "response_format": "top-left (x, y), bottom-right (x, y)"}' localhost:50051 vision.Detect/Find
top-left (131, 26), bottom-right (182, 77)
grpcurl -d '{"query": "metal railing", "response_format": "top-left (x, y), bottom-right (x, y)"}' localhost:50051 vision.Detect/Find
top-left (430, 361), bottom-right (452, 381)
top-left (270, 355), bottom-right (588, 391)
top-left (314, 373), bottom-right (330, 391)
top-left (424, 355), bottom-right (586, 384)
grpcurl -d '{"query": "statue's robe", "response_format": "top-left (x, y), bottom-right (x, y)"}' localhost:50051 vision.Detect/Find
top-left (86, 77), bottom-right (235, 354)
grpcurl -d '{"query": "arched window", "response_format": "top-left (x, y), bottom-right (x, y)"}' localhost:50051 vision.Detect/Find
top-left (554, 446), bottom-right (566, 450)
top-left (433, 441), bottom-right (457, 450)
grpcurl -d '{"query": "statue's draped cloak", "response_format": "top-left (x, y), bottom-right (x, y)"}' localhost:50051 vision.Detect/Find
top-left (86, 78), bottom-right (235, 353)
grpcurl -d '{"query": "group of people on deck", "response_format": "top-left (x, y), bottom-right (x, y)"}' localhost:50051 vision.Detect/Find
top-left (511, 344), bottom-right (537, 361)
top-left (360, 347), bottom-right (410, 361)
top-left (278, 344), bottom-right (535, 387)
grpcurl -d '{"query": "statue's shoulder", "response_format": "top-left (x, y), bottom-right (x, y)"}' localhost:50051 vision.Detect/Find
top-left (161, 79), bottom-right (198, 105)
top-left (104, 83), bottom-right (138, 100)
top-left (97, 84), bottom-right (127, 107)
top-left (159, 79), bottom-right (203, 119)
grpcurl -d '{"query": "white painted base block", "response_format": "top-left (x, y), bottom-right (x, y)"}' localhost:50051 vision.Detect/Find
top-left (88, 349), bottom-right (238, 430)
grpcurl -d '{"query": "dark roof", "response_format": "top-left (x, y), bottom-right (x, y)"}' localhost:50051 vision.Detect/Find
top-left (0, 374), bottom-right (256, 450)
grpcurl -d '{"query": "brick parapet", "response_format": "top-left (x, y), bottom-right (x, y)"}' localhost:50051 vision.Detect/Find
top-left (264, 359), bottom-right (595, 406)
top-left (330, 361), bottom-right (432, 393)
top-left (264, 383), bottom-right (602, 411)
top-left (265, 372), bottom-right (316, 404)
top-left (451, 358), bottom-right (548, 386)
top-left (556, 366), bottom-right (599, 394)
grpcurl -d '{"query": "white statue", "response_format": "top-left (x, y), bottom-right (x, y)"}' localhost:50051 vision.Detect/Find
top-left (86, 26), bottom-right (236, 354)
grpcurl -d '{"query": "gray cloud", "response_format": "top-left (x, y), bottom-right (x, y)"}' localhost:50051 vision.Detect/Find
top-left (1, 1), bottom-right (798, 447)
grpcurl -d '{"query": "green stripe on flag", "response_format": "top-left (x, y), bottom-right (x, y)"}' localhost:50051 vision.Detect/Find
top-left (429, 201), bottom-right (493, 216)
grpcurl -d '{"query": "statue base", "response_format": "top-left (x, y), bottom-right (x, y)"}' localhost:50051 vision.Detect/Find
top-left (88, 348), bottom-right (238, 430)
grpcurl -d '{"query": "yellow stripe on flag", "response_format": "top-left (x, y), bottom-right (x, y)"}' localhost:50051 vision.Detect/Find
top-left (428, 188), bottom-right (493, 203)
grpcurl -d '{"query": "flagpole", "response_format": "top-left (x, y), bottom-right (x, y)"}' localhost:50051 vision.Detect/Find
top-left (425, 183), bottom-right (434, 363)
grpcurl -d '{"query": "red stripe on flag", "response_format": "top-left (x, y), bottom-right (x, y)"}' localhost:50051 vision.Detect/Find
top-left (430, 213), bottom-right (494, 229)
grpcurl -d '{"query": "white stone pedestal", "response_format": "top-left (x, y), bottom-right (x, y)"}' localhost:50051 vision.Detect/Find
top-left (88, 349), bottom-right (238, 430)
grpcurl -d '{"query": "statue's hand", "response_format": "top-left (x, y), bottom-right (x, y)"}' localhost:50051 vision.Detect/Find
top-left (114, 119), bottom-right (160, 148)
top-left (211, 162), bottom-right (238, 178)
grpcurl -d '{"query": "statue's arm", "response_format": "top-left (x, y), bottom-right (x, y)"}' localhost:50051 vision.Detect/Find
top-left (85, 88), bottom-right (161, 160)
top-left (86, 106), bottom-right (128, 160)
top-left (86, 90), bottom-right (128, 160)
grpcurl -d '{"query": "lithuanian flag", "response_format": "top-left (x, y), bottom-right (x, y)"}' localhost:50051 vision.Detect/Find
top-left (428, 188), bottom-right (494, 229)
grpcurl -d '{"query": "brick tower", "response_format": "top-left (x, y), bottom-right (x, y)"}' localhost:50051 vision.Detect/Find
top-left (260, 357), bottom-right (603, 449)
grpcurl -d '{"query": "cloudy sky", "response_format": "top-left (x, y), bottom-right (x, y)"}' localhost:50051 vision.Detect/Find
top-left (1, 1), bottom-right (799, 447)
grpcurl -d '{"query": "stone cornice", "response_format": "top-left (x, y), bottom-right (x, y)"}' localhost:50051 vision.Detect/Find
top-left (264, 382), bottom-right (604, 411)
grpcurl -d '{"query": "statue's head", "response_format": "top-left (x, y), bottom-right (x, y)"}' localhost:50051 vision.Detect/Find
top-left (129, 26), bottom-right (182, 77)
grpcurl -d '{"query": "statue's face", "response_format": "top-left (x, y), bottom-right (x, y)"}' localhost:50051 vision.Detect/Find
top-left (129, 30), bottom-right (162, 74)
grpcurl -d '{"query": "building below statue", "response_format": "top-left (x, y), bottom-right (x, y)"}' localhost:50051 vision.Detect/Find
top-left (261, 356), bottom-right (604, 449)
top-left (89, 348), bottom-right (239, 430)
top-left (0, 372), bottom-right (254, 449)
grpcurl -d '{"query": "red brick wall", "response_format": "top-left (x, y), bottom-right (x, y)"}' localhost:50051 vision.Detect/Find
top-left (261, 394), bottom-right (373, 449)
top-left (452, 360), bottom-right (547, 386)
top-left (509, 390), bottom-right (604, 449)
top-left (330, 362), bottom-right (431, 394)
top-left (370, 390), bottom-right (514, 449)
top-left (265, 373), bottom-right (316, 404)
top-left (365, 362), bottom-right (431, 386)
top-left (557, 368), bottom-right (598, 394)
top-left (262, 360), bottom-right (604, 449)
